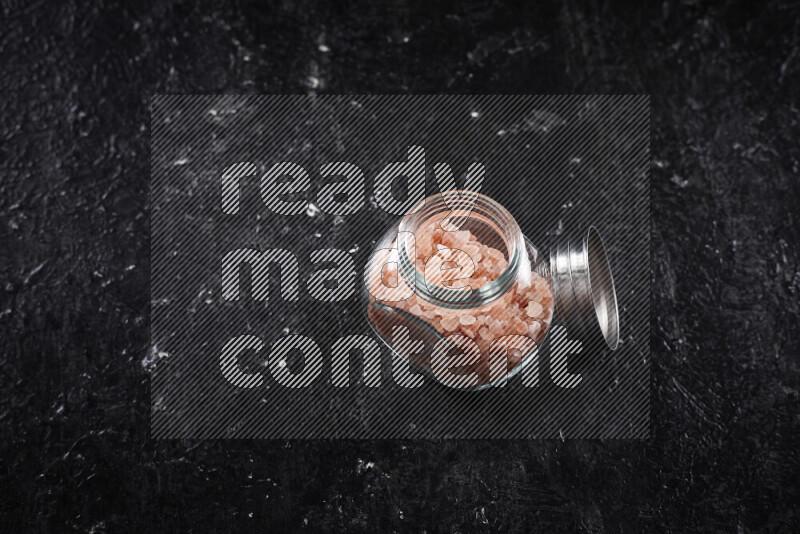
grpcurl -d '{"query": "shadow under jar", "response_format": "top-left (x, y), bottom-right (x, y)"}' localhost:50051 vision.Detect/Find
top-left (364, 191), bottom-right (618, 390)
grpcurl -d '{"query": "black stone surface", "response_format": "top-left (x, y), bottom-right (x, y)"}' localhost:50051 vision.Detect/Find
top-left (1, 0), bottom-right (798, 531)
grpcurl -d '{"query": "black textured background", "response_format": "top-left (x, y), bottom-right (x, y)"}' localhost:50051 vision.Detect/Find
top-left (2, 0), bottom-right (799, 532)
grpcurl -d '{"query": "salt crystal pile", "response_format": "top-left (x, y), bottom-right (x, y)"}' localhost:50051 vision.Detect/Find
top-left (369, 219), bottom-right (553, 362)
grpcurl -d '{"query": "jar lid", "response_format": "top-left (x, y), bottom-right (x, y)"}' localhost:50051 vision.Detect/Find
top-left (549, 227), bottom-right (620, 350)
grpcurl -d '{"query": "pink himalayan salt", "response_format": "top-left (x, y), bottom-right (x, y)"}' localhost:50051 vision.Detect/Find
top-left (441, 230), bottom-right (471, 248)
top-left (527, 290), bottom-right (543, 303)
top-left (440, 315), bottom-right (460, 332)
top-left (475, 338), bottom-right (491, 354)
top-left (509, 316), bottom-right (528, 336)
top-left (528, 321), bottom-right (542, 338)
top-left (413, 220), bottom-right (507, 290)
top-left (489, 318), bottom-right (506, 336)
top-left (508, 348), bottom-right (524, 364)
top-left (486, 247), bottom-right (505, 261)
top-left (462, 244), bottom-right (481, 261)
top-left (526, 302), bottom-right (543, 318)
top-left (459, 314), bottom-right (477, 325)
top-left (490, 305), bottom-right (508, 320)
top-left (368, 217), bottom-right (554, 370)
top-left (418, 231), bottom-right (433, 257)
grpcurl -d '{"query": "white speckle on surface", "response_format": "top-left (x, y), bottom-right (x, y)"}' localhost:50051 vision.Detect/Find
top-left (470, 110), bottom-right (480, 118)
top-left (142, 346), bottom-right (169, 372)
top-left (277, 359), bottom-right (286, 368)
top-left (318, 44), bottom-right (329, 52)
top-left (356, 458), bottom-right (375, 474)
top-left (306, 203), bottom-right (320, 217)
top-left (152, 396), bottom-right (166, 412)
top-left (173, 158), bottom-right (188, 166)
top-left (671, 175), bottom-right (689, 188)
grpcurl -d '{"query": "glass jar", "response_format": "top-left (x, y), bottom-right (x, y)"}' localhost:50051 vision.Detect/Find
top-left (364, 191), bottom-right (618, 390)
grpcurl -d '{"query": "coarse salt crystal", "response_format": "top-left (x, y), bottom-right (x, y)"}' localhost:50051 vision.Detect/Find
top-left (528, 321), bottom-right (542, 338)
top-left (486, 247), bottom-right (505, 260)
top-left (459, 314), bottom-right (477, 325)
top-left (440, 315), bottom-right (460, 331)
top-left (510, 317), bottom-right (528, 335)
top-left (526, 302), bottom-right (543, 318)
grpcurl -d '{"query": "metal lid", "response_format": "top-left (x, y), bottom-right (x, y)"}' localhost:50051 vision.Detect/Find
top-left (549, 227), bottom-right (620, 350)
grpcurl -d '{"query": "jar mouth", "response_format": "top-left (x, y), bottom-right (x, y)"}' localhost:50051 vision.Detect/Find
top-left (396, 191), bottom-right (524, 309)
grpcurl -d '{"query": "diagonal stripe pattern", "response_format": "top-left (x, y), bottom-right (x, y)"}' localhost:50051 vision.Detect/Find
top-left (150, 95), bottom-right (649, 439)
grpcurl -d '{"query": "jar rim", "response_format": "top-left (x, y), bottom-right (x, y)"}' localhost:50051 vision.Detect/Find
top-left (395, 191), bottom-right (526, 309)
